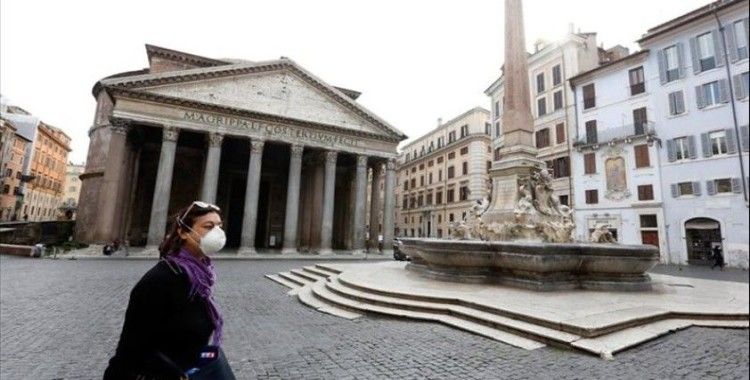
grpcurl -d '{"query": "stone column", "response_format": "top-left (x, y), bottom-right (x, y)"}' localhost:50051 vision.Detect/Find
top-left (146, 126), bottom-right (179, 247)
top-left (351, 155), bottom-right (368, 255)
top-left (96, 120), bottom-right (129, 243)
top-left (318, 150), bottom-right (337, 255)
top-left (368, 163), bottom-right (383, 252)
top-left (239, 139), bottom-right (264, 255)
top-left (382, 159), bottom-right (396, 255)
top-left (200, 132), bottom-right (223, 204)
top-left (281, 144), bottom-right (304, 254)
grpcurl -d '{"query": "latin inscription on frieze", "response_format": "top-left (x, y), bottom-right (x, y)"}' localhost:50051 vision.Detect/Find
top-left (183, 111), bottom-right (359, 148)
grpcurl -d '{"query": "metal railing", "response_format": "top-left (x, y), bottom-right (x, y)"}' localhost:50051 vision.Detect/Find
top-left (575, 121), bottom-right (656, 146)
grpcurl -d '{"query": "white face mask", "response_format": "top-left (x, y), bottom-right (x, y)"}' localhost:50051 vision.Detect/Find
top-left (186, 225), bottom-right (226, 255)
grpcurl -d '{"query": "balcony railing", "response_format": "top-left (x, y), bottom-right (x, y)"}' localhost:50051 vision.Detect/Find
top-left (575, 121), bottom-right (656, 147)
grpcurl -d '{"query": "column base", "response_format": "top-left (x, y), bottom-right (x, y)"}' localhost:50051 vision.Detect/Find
top-left (237, 247), bottom-right (258, 256)
top-left (350, 249), bottom-right (366, 257)
top-left (280, 247), bottom-right (298, 255)
top-left (317, 248), bottom-right (334, 256)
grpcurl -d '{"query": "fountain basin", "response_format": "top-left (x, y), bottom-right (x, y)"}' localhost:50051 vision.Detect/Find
top-left (400, 238), bottom-right (660, 291)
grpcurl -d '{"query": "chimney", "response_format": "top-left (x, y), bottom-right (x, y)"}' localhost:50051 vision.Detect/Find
top-left (568, 23), bottom-right (575, 35)
top-left (437, 118), bottom-right (443, 127)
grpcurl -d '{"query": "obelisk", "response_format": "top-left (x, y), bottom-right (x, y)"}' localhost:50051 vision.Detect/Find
top-left (483, 0), bottom-right (544, 224)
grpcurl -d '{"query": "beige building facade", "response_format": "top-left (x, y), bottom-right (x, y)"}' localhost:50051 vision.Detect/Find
top-left (61, 162), bottom-right (85, 219)
top-left (396, 107), bottom-right (491, 238)
top-left (485, 30), bottom-right (628, 207)
top-left (0, 118), bottom-right (32, 220)
top-left (23, 122), bottom-right (71, 221)
top-left (77, 45), bottom-right (406, 255)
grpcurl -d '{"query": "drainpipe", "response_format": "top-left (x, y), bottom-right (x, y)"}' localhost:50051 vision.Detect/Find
top-left (712, 4), bottom-right (749, 207)
top-left (560, 45), bottom-right (575, 207)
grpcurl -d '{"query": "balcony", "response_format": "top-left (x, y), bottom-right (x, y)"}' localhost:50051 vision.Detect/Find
top-left (574, 122), bottom-right (656, 149)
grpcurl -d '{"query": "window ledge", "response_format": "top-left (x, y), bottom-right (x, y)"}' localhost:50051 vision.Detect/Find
top-left (629, 91), bottom-right (649, 100)
top-left (695, 67), bottom-right (722, 77)
top-left (700, 103), bottom-right (727, 111)
top-left (731, 57), bottom-right (749, 66)
top-left (666, 111), bottom-right (689, 119)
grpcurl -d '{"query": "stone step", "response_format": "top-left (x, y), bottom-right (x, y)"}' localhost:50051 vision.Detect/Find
top-left (290, 268), bottom-right (322, 282)
top-left (314, 264), bottom-right (342, 275)
top-left (278, 271), bottom-right (312, 287)
top-left (302, 266), bottom-right (335, 278)
top-left (325, 277), bottom-right (580, 345)
top-left (296, 281), bottom-right (363, 320)
top-left (264, 274), bottom-right (300, 290)
top-left (310, 276), bottom-right (545, 350)
top-left (570, 319), bottom-right (750, 359)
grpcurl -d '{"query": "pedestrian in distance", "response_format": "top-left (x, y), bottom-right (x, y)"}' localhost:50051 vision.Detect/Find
top-left (104, 201), bottom-right (235, 380)
top-left (711, 244), bottom-right (725, 271)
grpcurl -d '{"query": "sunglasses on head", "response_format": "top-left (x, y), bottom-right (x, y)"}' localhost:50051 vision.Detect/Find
top-left (178, 201), bottom-right (221, 225)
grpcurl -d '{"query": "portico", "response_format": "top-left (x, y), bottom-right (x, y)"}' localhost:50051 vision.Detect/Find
top-left (76, 44), bottom-right (405, 255)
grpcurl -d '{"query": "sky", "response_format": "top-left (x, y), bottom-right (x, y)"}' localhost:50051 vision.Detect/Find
top-left (1, 0), bottom-right (709, 163)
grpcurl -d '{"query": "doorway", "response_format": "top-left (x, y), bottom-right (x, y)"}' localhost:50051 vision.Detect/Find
top-left (685, 217), bottom-right (721, 265)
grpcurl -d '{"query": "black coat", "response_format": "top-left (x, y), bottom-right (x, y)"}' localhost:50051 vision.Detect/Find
top-left (104, 260), bottom-right (215, 380)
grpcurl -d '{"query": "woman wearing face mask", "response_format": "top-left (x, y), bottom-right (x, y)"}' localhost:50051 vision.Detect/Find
top-left (104, 201), bottom-right (235, 380)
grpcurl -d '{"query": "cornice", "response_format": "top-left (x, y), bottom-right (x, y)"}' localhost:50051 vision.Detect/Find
top-left (145, 44), bottom-right (230, 67)
top-left (398, 134), bottom-right (491, 171)
top-left (108, 88), bottom-right (403, 144)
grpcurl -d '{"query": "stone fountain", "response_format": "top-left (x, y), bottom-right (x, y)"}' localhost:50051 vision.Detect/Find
top-left (400, 0), bottom-right (659, 291)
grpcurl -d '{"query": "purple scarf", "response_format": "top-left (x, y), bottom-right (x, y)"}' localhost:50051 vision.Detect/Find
top-left (166, 248), bottom-right (223, 346)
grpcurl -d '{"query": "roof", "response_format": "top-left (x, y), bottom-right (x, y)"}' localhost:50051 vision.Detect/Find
top-left (400, 107), bottom-right (490, 150)
top-left (95, 45), bottom-right (407, 141)
top-left (637, 0), bottom-right (746, 44)
top-left (568, 50), bottom-right (650, 86)
top-left (0, 112), bottom-right (38, 141)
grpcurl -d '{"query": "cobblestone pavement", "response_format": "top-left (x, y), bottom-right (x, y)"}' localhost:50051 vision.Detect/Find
top-left (1, 256), bottom-right (748, 379)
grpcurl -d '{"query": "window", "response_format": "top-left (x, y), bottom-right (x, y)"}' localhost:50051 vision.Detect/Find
top-left (677, 182), bottom-right (696, 196)
top-left (402, 198), bottom-right (408, 209)
top-left (436, 191), bottom-right (443, 205)
top-left (551, 156), bottom-right (570, 178)
top-left (697, 32), bottom-right (716, 72)
top-left (437, 137), bottom-right (444, 148)
top-left (447, 152), bottom-right (455, 160)
top-left (555, 123), bottom-right (565, 144)
top-left (629, 67), bottom-right (645, 95)
top-left (553, 90), bottom-right (563, 111)
top-left (709, 131), bottom-right (728, 155)
top-left (535, 128), bottom-right (550, 148)
top-left (668, 91), bottom-right (686, 115)
top-left (634, 144), bottom-right (650, 168)
top-left (428, 173), bottom-right (433, 184)
top-left (663, 45), bottom-right (681, 82)
top-left (437, 156), bottom-right (444, 164)
top-left (633, 108), bottom-right (648, 135)
top-left (485, 122), bottom-right (491, 135)
top-left (495, 122), bottom-right (501, 136)
top-left (419, 163), bottom-right (425, 170)
top-left (462, 162), bottom-right (468, 175)
top-left (734, 20), bottom-right (749, 60)
top-left (494, 100), bottom-right (500, 116)
top-left (673, 137), bottom-right (690, 160)
top-left (585, 120), bottom-right (598, 144)
top-left (710, 178), bottom-right (733, 194)
top-left (448, 131), bottom-right (456, 143)
top-left (698, 81), bottom-right (722, 108)
top-left (447, 166), bottom-right (455, 179)
top-left (411, 178), bottom-right (416, 188)
top-left (584, 153), bottom-right (596, 174)
top-left (537, 97), bottom-right (547, 117)
top-left (449, 213), bottom-right (454, 222)
top-left (460, 125), bottom-right (469, 138)
top-left (585, 190), bottom-right (599, 204)
top-left (459, 186), bottom-right (469, 201)
top-left (417, 194), bottom-right (423, 207)
top-left (558, 195), bottom-right (569, 206)
top-left (536, 73), bottom-right (545, 93)
top-left (438, 170), bottom-right (443, 181)
top-left (447, 189), bottom-right (455, 203)
top-left (460, 147), bottom-right (468, 155)
top-left (428, 160), bottom-right (434, 167)
top-left (583, 83), bottom-right (596, 109)
top-left (494, 147), bottom-right (502, 161)
top-left (1, 185), bottom-right (8, 194)
top-left (552, 65), bottom-right (562, 86)
top-left (734, 72), bottom-right (749, 100)
top-left (640, 215), bottom-right (658, 228)
top-left (426, 192), bottom-right (433, 205)
top-left (637, 185), bottom-right (654, 201)
top-left (420, 176), bottom-right (424, 186)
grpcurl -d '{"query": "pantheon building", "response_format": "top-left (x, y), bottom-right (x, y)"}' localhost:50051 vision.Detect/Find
top-left (77, 44), bottom-right (406, 255)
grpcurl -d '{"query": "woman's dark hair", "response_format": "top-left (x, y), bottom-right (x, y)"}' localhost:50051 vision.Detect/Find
top-left (158, 203), bottom-right (222, 258)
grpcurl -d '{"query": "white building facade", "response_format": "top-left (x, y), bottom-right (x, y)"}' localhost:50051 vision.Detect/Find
top-left (570, 51), bottom-right (669, 259)
top-left (638, 0), bottom-right (749, 268)
top-left (485, 31), bottom-right (623, 207)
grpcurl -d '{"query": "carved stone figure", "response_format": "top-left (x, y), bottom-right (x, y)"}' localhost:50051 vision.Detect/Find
top-left (590, 225), bottom-right (617, 243)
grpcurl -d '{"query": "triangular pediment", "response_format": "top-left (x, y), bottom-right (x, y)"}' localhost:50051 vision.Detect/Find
top-left (138, 68), bottom-right (393, 138)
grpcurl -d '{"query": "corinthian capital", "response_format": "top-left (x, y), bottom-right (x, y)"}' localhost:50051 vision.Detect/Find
top-left (163, 126), bottom-right (180, 142)
top-left (386, 158), bottom-right (396, 171)
top-left (290, 144), bottom-right (304, 158)
top-left (250, 139), bottom-right (265, 154)
top-left (208, 132), bottom-right (224, 148)
top-left (110, 119), bottom-right (130, 135)
top-left (325, 150), bottom-right (338, 165)
top-left (356, 155), bottom-right (368, 168)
